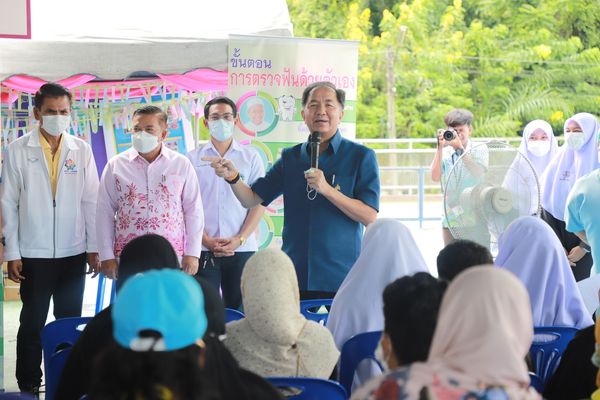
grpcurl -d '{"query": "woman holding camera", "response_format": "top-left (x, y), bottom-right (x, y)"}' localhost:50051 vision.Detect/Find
top-left (431, 109), bottom-right (488, 246)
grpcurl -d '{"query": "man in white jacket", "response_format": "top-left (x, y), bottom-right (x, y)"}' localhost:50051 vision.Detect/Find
top-left (1, 82), bottom-right (99, 395)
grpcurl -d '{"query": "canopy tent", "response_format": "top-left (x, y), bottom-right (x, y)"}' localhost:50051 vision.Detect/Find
top-left (0, 0), bottom-right (293, 82)
top-left (0, 0), bottom-right (294, 167)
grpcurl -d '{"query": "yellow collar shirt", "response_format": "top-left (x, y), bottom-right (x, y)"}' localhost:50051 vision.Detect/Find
top-left (40, 132), bottom-right (63, 198)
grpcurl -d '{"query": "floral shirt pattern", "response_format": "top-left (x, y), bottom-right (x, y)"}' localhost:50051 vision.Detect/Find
top-left (352, 368), bottom-right (537, 400)
top-left (96, 146), bottom-right (204, 261)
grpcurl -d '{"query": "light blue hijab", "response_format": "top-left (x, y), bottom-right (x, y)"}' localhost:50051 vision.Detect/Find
top-left (496, 216), bottom-right (593, 329)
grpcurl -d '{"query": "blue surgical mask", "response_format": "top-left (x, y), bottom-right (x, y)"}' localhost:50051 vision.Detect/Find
top-left (208, 119), bottom-right (234, 142)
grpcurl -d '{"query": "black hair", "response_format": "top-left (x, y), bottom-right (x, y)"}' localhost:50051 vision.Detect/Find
top-left (301, 81), bottom-right (345, 108)
top-left (33, 82), bottom-right (72, 109)
top-left (436, 239), bottom-right (493, 282)
top-left (132, 105), bottom-right (168, 125)
top-left (382, 272), bottom-right (447, 365)
top-left (204, 96), bottom-right (238, 119)
top-left (444, 108), bottom-right (473, 127)
top-left (89, 340), bottom-right (207, 400)
top-left (118, 234), bottom-right (179, 290)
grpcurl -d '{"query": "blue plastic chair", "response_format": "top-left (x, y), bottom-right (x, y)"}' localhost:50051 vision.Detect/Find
top-left (529, 372), bottom-right (543, 394)
top-left (41, 317), bottom-right (92, 400)
top-left (0, 393), bottom-right (38, 399)
top-left (225, 308), bottom-right (245, 322)
top-left (529, 326), bottom-right (578, 386)
top-left (267, 377), bottom-right (347, 400)
top-left (300, 299), bottom-right (332, 325)
top-left (338, 330), bottom-right (383, 395)
top-left (95, 273), bottom-right (117, 314)
top-left (44, 347), bottom-right (72, 400)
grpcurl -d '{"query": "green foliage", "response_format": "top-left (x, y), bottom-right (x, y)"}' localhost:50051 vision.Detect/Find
top-left (287, 0), bottom-right (600, 139)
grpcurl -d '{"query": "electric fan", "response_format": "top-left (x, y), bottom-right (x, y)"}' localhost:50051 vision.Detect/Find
top-left (443, 140), bottom-right (541, 253)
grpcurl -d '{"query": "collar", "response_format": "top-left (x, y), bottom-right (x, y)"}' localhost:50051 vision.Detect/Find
top-left (199, 138), bottom-right (241, 157)
top-left (27, 127), bottom-right (78, 150)
top-left (303, 130), bottom-right (342, 155)
top-left (126, 143), bottom-right (174, 162)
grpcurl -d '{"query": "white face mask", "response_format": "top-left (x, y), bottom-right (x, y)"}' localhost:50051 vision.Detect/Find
top-left (132, 131), bottom-right (160, 154)
top-left (565, 131), bottom-right (586, 151)
top-left (374, 339), bottom-right (389, 372)
top-left (208, 119), bottom-right (234, 142)
top-left (41, 115), bottom-right (71, 136)
top-left (527, 140), bottom-right (551, 157)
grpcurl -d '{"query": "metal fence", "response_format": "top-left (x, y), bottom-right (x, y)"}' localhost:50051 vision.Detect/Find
top-left (357, 137), bottom-right (525, 226)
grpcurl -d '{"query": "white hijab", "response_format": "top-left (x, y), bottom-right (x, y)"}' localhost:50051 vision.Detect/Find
top-left (403, 267), bottom-right (540, 399)
top-left (224, 248), bottom-right (339, 378)
top-left (503, 120), bottom-right (558, 215)
top-left (326, 219), bottom-right (429, 350)
top-left (541, 113), bottom-right (600, 220)
top-left (495, 216), bottom-right (593, 329)
top-left (519, 120), bottom-right (558, 177)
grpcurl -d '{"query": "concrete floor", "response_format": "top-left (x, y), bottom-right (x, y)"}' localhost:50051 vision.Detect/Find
top-left (3, 275), bottom-right (113, 395)
top-left (2, 200), bottom-right (445, 395)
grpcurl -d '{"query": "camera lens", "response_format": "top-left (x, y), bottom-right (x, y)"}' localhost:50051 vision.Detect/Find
top-left (443, 130), bottom-right (455, 141)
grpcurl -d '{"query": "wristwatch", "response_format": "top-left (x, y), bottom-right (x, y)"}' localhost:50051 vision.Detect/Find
top-left (239, 235), bottom-right (246, 246)
top-left (580, 242), bottom-right (591, 253)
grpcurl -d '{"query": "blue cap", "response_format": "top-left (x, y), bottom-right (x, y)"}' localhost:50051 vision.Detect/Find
top-left (112, 269), bottom-right (207, 351)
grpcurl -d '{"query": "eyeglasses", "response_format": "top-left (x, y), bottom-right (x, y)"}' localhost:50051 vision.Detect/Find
top-left (207, 113), bottom-right (235, 122)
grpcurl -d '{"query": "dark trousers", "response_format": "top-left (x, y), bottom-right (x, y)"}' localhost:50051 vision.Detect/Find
top-left (16, 253), bottom-right (87, 389)
top-left (196, 251), bottom-right (254, 310)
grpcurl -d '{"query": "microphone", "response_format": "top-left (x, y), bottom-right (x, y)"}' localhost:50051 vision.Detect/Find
top-left (309, 131), bottom-right (321, 170)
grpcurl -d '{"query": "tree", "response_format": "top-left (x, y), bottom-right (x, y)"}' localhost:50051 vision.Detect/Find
top-left (287, 0), bottom-right (600, 139)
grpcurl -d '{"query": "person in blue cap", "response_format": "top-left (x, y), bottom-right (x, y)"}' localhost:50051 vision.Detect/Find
top-left (88, 268), bottom-right (282, 400)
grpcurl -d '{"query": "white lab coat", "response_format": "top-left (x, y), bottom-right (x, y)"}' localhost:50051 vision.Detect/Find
top-left (1, 128), bottom-right (99, 260)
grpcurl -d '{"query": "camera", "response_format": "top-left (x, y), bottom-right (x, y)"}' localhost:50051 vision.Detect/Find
top-left (443, 129), bottom-right (456, 141)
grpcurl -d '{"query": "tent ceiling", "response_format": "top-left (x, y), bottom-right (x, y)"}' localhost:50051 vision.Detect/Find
top-left (0, 0), bottom-right (293, 81)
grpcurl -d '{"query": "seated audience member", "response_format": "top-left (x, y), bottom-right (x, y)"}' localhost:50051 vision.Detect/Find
top-left (58, 234), bottom-right (280, 400)
top-left (352, 267), bottom-right (541, 400)
top-left (496, 216), bottom-right (593, 329)
top-left (543, 322), bottom-right (597, 399)
top-left (327, 219), bottom-right (429, 351)
top-left (376, 273), bottom-right (447, 371)
top-left (89, 269), bottom-right (209, 399)
top-left (56, 234), bottom-right (180, 400)
top-left (224, 248), bottom-right (339, 378)
top-left (436, 239), bottom-right (493, 281)
top-left (90, 269), bottom-right (282, 400)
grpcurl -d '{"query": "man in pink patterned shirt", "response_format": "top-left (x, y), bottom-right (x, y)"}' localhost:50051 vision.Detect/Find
top-left (96, 106), bottom-right (204, 280)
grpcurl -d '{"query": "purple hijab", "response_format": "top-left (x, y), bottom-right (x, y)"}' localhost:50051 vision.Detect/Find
top-left (496, 216), bottom-right (593, 329)
top-left (540, 113), bottom-right (600, 220)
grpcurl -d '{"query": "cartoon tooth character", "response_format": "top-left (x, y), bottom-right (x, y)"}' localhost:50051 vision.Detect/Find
top-left (278, 95), bottom-right (296, 121)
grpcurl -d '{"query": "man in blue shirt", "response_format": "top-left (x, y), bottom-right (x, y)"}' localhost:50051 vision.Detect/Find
top-left (204, 81), bottom-right (380, 295)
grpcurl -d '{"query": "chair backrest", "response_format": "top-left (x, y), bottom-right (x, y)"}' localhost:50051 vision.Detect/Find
top-left (529, 326), bottom-right (578, 386)
top-left (528, 372), bottom-right (543, 394)
top-left (300, 299), bottom-right (332, 325)
top-left (267, 377), bottom-right (347, 400)
top-left (41, 317), bottom-right (93, 400)
top-left (338, 330), bottom-right (383, 395)
top-left (44, 347), bottom-right (72, 400)
top-left (225, 308), bottom-right (245, 323)
top-left (0, 393), bottom-right (38, 399)
top-left (41, 317), bottom-right (92, 361)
